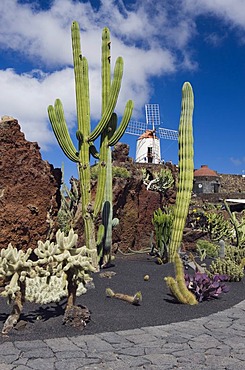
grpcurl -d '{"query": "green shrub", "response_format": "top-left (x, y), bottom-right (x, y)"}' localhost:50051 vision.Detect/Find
top-left (91, 164), bottom-right (131, 179)
top-left (196, 239), bottom-right (219, 260)
top-left (112, 166), bottom-right (131, 178)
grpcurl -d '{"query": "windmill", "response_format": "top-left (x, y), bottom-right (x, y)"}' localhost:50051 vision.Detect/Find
top-left (125, 104), bottom-right (178, 164)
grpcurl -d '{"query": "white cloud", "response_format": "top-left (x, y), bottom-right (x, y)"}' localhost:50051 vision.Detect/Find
top-left (183, 0), bottom-right (245, 31)
top-left (0, 0), bottom-right (244, 152)
top-left (0, 67), bottom-right (76, 149)
top-left (230, 156), bottom-right (245, 167)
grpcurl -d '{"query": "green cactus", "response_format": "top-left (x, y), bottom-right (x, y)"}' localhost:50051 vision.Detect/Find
top-left (164, 82), bottom-right (197, 305)
top-left (168, 82), bottom-right (194, 262)
top-left (208, 257), bottom-right (244, 282)
top-left (225, 245), bottom-right (245, 264)
top-left (164, 253), bottom-right (198, 305)
top-left (224, 200), bottom-right (245, 247)
top-left (196, 239), bottom-right (219, 260)
top-left (0, 229), bottom-right (95, 334)
top-left (205, 211), bottom-right (232, 242)
top-left (97, 148), bottom-right (119, 267)
top-left (142, 168), bottom-right (174, 193)
top-left (48, 22), bottom-right (133, 268)
top-left (58, 164), bottom-right (80, 234)
top-left (152, 207), bottom-right (174, 262)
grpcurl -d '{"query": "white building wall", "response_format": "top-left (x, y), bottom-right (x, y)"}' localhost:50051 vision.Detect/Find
top-left (136, 137), bottom-right (161, 164)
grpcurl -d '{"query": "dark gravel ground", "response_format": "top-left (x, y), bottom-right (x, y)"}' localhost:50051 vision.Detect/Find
top-left (1, 254), bottom-right (244, 342)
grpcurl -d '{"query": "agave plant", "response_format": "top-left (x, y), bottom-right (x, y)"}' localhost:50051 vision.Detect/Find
top-left (184, 271), bottom-right (229, 302)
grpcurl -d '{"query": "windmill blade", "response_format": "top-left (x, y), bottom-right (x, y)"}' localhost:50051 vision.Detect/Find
top-left (125, 120), bottom-right (147, 136)
top-left (158, 127), bottom-right (178, 140)
top-left (145, 104), bottom-right (161, 126)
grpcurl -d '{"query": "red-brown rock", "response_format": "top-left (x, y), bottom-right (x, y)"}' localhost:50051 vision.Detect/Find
top-left (0, 117), bottom-right (61, 251)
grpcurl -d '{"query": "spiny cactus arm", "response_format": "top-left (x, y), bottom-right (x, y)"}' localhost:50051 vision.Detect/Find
top-left (71, 21), bottom-right (91, 207)
top-left (89, 143), bottom-right (100, 159)
top-left (102, 27), bottom-right (111, 111)
top-left (0, 272), bottom-right (20, 300)
top-left (48, 101), bottom-right (79, 162)
top-left (93, 115), bottom-right (117, 217)
top-left (97, 224), bottom-right (105, 248)
top-left (168, 82), bottom-right (194, 261)
top-left (108, 100), bottom-right (134, 146)
top-left (102, 201), bottom-right (112, 248)
top-left (89, 57), bottom-right (124, 142)
top-left (56, 229), bottom-right (78, 250)
top-left (174, 253), bottom-right (198, 305)
top-left (165, 276), bottom-right (187, 303)
top-left (165, 253), bottom-right (198, 305)
top-left (71, 21), bottom-right (90, 137)
top-left (101, 149), bottom-right (113, 254)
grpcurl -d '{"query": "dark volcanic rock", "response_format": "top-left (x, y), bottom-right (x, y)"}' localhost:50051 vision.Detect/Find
top-left (0, 117), bottom-right (62, 250)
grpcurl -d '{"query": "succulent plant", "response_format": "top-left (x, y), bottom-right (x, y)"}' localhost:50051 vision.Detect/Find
top-left (57, 165), bottom-right (80, 235)
top-left (208, 257), bottom-right (244, 282)
top-left (142, 168), bottom-right (174, 192)
top-left (97, 149), bottom-right (119, 267)
top-left (204, 212), bottom-right (232, 242)
top-left (0, 229), bottom-right (95, 334)
top-left (196, 239), bottom-right (219, 261)
top-left (224, 200), bottom-right (245, 247)
top-left (184, 272), bottom-right (229, 302)
top-left (165, 253), bottom-right (198, 305)
top-left (225, 245), bottom-right (245, 264)
top-left (48, 22), bottom-right (133, 268)
top-left (168, 82), bottom-right (194, 262)
top-left (152, 207), bottom-right (174, 262)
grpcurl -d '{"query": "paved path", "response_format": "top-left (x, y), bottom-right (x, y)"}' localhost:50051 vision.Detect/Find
top-left (0, 300), bottom-right (244, 370)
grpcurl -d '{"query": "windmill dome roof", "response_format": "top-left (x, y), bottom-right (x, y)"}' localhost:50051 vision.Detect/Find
top-left (138, 129), bottom-right (157, 140)
top-left (194, 165), bottom-right (218, 177)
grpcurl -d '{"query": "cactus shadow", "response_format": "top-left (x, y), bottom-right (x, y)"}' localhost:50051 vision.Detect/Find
top-left (0, 298), bottom-right (67, 325)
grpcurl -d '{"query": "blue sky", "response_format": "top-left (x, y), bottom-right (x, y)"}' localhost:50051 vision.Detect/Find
top-left (0, 0), bottom-right (245, 182)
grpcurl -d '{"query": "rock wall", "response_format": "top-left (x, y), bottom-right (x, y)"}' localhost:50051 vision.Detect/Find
top-left (111, 163), bottom-right (177, 252)
top-left (0, 118), bottom-right (62, 250)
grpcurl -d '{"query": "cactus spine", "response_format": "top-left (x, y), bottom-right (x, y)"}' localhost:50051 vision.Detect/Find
top-left (168, 82), bottom-right (194, 262)
top-left (48, 22), bottom-right (133, 267)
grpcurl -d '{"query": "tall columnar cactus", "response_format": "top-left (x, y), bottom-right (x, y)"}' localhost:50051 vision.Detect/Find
top-left (48, 22), bottom-right (133, 267)
top-left (164, 82), bottom-right (196, 305)
top-left (168, 82), bottom-right (194, 262)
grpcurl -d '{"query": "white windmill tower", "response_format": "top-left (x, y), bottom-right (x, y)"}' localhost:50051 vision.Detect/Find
top-left (125, 104), bottom-right (178, 164)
